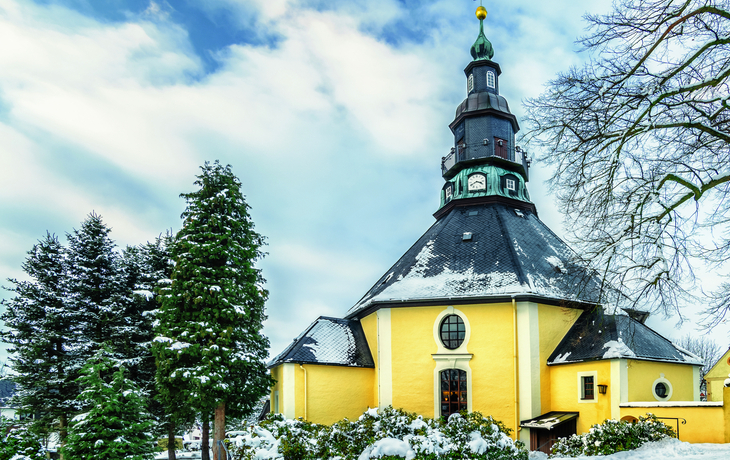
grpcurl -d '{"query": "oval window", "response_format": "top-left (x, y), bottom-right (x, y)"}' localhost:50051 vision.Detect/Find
top-left (440, 315), bottom-right (465, 349)
top-left (654, 382), bottom-right (668, 398)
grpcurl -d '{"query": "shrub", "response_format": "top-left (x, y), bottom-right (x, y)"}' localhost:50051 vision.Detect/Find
top-left (226, 407), bottom-right (527, 460)
top-left (550, 414), bottom-right (676, 457)
top-left (0, 417), bottom-right (47, 460)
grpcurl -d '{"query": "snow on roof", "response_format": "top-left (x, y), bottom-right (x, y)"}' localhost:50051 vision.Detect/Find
top-left (268, 317), bottom-right (374, 368)
top-left (548, 309), bottom-right (704, 366)
top-left (346, 203), bottom-right (602, 318)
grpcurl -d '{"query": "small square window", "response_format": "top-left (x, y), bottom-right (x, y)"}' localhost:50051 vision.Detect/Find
top-left (505, 179), bottom-right (516, 191)
top-left (486, 71), bottom-right (495, 88)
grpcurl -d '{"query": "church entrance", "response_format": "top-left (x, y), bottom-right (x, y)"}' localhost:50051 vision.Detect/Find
top-left (440, 369), bottom-right (467, 418)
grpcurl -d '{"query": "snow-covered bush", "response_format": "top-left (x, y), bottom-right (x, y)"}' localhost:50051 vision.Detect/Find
top-left (226, 406), bottom-right (527, 460)
top-left (550, 414), bottom-right (675, 457)
top-left (0, 417), bottom-right (47, 460)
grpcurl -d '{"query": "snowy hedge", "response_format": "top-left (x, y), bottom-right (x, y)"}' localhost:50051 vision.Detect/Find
top-left (550, 414), bottom-right (676, 457)
top-left (227, 407), bottom-right (528, 460)
top-left (0, 417), bottom-right (46, 460)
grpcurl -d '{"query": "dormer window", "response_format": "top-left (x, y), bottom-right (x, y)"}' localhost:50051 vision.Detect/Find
top-left (444, 184), bottom-right (453, 201)
top-left (467, 74), bottom-right (474, 93)
top-left (486, 70), bottom-right (495, 88)
top-left (506, 178), bottom-right (516, 191)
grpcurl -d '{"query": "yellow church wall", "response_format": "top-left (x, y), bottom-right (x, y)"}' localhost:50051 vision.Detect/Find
top-left (459, 303), bottom-right (518, 433)
top-left (386, 303), bottom-right (519, 432)
top-left (537, 305), bottom-right (583, 413)
top-left (550, 361), bottom-right (613, 433)
top-left (705, 347), bottom-right (730, 402)
top-left (301, 364), bottom-right (374, 424)
top-left (270, 365), bottom-right (283, 414)
top-left (360, 313), bottom-right (380, 407)
top-left (619, 404), bottom-right (725, 443)
top-left (390, 306), bottom-right (442, 417)
top-left (626, 360), bottom-right (695, 402)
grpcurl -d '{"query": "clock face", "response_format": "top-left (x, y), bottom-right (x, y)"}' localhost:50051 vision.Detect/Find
top-left (468, 174), bottom-right (486, 191)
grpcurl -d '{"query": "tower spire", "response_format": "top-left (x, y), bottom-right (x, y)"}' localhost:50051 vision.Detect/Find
top-left (471, 4), bottom-right (494, 61)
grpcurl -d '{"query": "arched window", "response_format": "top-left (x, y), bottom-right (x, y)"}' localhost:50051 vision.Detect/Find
top-left (440, 315), bottom-right (465, 349)
top-left (486, 71), bottom-right (495, 88)
top-left (441, 369), bottom-right (467, 418)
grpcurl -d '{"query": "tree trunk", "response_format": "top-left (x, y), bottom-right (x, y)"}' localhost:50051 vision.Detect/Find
top-left (202, 415), bottom-right (210, 460)
top-left (168, 420), bottom-right (177, 460)
top-left (58, 413), bottom-right (67, 460)
top-left (213, 402), bottom-right (225, 460)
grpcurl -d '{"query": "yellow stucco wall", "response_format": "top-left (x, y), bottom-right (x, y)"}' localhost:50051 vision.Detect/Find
top-left (550, 361), bottom-right (613, 433)
top-left (705, 347), bottom-right (730, 402)
top-left (537, 305), bottom-right (583, 413)
top-left (300, 365), bottom-right (374, 424)
top-left (387, 303), bottom-right (525, 434)
top-left (619, 405), bottom-right (725, 443)
top-left (270, 363), bottom-right (374, 424)
top-left (270, 366), bottom-right (282, 414)
top-left (626, 360), bottom-right (695, 402)
top-left (360, 313), bottom-right (379, 407)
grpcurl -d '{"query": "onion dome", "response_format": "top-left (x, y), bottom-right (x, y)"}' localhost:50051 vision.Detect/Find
top-left (470, 7), bottom-right (494, 61)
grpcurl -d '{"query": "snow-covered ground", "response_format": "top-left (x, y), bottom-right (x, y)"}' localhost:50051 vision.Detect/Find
top-left (533, 438), bottom-right (730, 460)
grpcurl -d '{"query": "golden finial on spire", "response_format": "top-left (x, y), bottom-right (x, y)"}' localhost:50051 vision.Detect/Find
top-left (476, 6), bottom-right (487, 20)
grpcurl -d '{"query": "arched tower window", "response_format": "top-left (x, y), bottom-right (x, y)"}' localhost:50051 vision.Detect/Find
top-left (440, 369), bottom-right (467, 418)
top-left (486, 70), bottom-right (495, 89)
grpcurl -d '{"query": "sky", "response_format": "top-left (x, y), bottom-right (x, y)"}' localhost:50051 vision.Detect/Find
top-left (0, 0), bottom-right (726, 367)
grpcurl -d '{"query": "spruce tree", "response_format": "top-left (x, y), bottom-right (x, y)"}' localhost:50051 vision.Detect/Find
top-left (1, 233), bottom-right (78, 443)
top-left (154, 161), bottom-right (272, 460)
top-left (63, 349), bottom-right (155, 460)
top-left (120, 235), bottom-right (175, 435)
top-left (65, 213), bottom-right (132, 367)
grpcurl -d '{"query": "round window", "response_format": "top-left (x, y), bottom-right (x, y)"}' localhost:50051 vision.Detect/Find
top-left (440, 315), bottom-right (465, 349)
top-left (652, 374), bottom-right (673, 401)
top-left (654, 382), bottom-right (668, 398)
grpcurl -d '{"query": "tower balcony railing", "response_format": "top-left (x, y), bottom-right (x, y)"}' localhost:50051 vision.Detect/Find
top-left (441, 142), bottom-right (530, 179)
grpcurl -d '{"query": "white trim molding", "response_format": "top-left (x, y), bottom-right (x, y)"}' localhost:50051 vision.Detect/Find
top-left (377, 308), bottom-right (393, 409)
top-left (283, 363), bottom-right (296, 419)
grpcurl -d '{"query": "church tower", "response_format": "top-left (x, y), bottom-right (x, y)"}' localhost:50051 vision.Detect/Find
top-left (438, 5), bottom-right (532, 219)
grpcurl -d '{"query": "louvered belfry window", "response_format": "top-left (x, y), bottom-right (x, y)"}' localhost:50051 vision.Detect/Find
top-left (441, 369), bottom-right (467, 418)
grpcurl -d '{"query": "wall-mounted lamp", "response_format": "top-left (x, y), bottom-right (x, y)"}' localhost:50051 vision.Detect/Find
top-left (483, 139), bottom-right (489, 145)
top-left (598, 384), bottom-right (608, 395)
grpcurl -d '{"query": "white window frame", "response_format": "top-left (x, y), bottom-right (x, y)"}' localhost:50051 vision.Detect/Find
top-left (652, 373), bottom-right (673, 401)
top-left (486, 71), bottom-right (495, 88)
top-left (577, 371), bottom-right (598, 403)
top-left (467, 74), bottom-right (474, 93)
top-left (505, 178), bottom-right (516, 191)
top-left (432, 306), bottom-right (473, 416)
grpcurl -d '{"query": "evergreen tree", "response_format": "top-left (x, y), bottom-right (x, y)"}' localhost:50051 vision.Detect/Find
top-left (120, 234), bottom-right (175, 435)
top-left (65, 213), bottom-right (132, 368)
top-left (63, 349), bottom-right (156, 460)
top-left (153, 161), bottom-right (272, 459)
top-left (1, 233), bottom-right (78, 443)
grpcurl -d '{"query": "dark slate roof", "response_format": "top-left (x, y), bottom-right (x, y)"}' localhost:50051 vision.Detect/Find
top-left (0, 380), bottom-right (15, 407)
top-left (346, 203), bottom-right (602, 318)
top-left (548, 308), bottom-right (703, 365)
top-left (268, 316), bottom-right (375, 368)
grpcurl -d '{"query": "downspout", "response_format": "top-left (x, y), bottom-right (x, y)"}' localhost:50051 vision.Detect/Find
top-left (513, 297), bottom-right (521, 435)
top-left (299, 364), bottom-right (308, 420)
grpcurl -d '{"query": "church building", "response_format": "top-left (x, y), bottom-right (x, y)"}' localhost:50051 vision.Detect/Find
top-left (268, 6), bottom-right (706, 452)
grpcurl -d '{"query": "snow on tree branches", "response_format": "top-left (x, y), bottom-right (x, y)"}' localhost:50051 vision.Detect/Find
top-left (153, 161), bottom-right (272, 459)
top-left (523, 0), bottom-right (730, 320)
